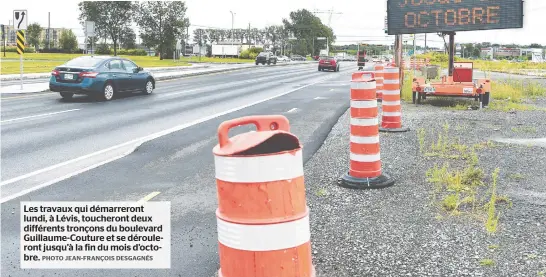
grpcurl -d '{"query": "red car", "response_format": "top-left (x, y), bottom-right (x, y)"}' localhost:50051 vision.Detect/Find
top-left (318, 56), bottom-right (340, 72)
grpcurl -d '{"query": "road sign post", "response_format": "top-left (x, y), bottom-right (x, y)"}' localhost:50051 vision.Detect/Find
top-left (14, 9), bottom-right (28, 91)
top-left (85, 21), bottom-right (95, 56)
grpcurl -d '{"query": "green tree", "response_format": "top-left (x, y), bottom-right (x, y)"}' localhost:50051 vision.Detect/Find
top-left (120, 27), bottom-right (136, 49)
top-left (136, 1), bottom-right (190, 60)
top-left (78, 1), bottom-right (134, 55)
top-left (26, 23), bottom-right (43, 50)
top-left (59, 30), bottom-right (78, 53)
top-left (282, 9), bottom-right (335, 56)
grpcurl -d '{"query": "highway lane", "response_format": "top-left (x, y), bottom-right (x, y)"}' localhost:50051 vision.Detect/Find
top-left (1, 63), bottom-right (321, 181)
top-left (1, 62), bottom-right (354, 276)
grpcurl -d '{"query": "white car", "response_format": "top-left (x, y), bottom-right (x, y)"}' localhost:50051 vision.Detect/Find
top-left (277, 56), bottom-right (291, 62)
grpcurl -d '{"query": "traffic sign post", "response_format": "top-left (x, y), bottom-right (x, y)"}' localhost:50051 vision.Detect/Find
top-left (14, 10), bottom-right (28, 91)
top-left (85, 21), bottom-right (95, 55)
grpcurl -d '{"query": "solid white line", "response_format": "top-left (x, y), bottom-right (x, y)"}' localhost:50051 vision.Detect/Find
top-left (287, 108), bottom-right (298, 113)
top-left (1, 109), bottom-right (81, 123)
top-left (136, 191), bottom-right (161, 204)
top-left (314, 96), bottom-right (327, 100)
top-left (0, 75), bottom-right (337, 190)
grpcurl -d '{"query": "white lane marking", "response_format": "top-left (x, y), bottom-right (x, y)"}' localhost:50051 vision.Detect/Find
top-left (0, 74), bottom-right (338, 191)
top-left (136, 191), bottom-right (161, 204)
top-left (1, 109), bottom-right (81, 124)
top-left (314, 96), bottom-right (328, 100)
top-left (286, 108), bottom-right (298, 113)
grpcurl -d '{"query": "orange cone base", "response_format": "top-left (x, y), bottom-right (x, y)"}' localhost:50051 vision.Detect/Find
top-left (338, 172), bottom-right (395, 190)
top-left (379, 126), bottom-right (410, 133)
top-left (218, 265), bottom-right (316, 277)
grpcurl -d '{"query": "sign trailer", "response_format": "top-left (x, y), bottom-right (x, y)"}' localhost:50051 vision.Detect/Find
top-left (386, 0), bottom-right (524, 108)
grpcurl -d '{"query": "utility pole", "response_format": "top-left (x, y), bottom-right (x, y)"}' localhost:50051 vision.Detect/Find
top-left (229, 11), bottom-right (235, 46)
top-left (48, 12), bottom-right (50, 49)
top-left (248, 23), bottom-right (251, 48)
top-left (395, 34), bottom-right (403, 91)
top-left (425, 33), bottom-right (427, 54)
top-left (413, 34), bottom-right (416, 76)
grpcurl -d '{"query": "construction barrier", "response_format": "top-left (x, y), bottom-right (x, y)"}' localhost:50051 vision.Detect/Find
top-left (374, 64), bottom-right (385, 102)
top-left (339, 72), bottom-right (395, 189)
top-left (380, 67), bottom-right (409, 133)
top-left (213, 115), bottom-right (315, 277)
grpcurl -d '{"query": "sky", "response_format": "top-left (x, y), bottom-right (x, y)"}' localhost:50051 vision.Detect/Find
top-left (2, 0), bottom-right (546, 48)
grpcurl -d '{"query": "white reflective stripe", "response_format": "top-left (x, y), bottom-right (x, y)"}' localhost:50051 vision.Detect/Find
top-left (217, 215), bottom-right (310, 251)
top-left (384, 67), bottom-right (399, 73)
top-left (351, 100), bottom-right (378, 108)
top-left (215, 150), bottom-right (303, 182)
top-left (383, 90), bottom-right (400, 95)
top-left (350, 153), bottom-right (381, 162)
top-left (350, 117), bottom-right (378, 126)
top-left (351, 81), bottom-right (376, 90)
top-left (383, 112), bottom-right (402, 116)
top-left (382, 100), bottom-right (401, 106)
top-left (351, 135), bottom-right (380, 144)
top-left (374, 77), bottom-right (384, 80)
top-left (383, 79), bottom-right (400, 84)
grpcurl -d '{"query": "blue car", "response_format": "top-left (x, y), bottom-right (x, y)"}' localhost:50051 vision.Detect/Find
top-left (49, 55), bottom-right (156, 101)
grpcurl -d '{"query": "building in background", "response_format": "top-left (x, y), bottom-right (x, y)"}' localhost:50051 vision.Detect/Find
top-left (2, 24), bottom-right (66, 48)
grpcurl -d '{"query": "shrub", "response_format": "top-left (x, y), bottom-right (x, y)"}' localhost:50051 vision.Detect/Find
top-left (3, 46), bottom-right (36, 53)
top-left (249, 52), bottom-right (258, 60)
top-left (240, 49), bottom-right (250, 59)
top-left (117, 49), bottom-right (147, 56)
top-left (95, 43), bottom-right (112, 55)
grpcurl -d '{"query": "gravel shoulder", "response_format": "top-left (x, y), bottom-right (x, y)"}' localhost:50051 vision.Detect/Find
top-left (305, 98), bottom-right (546, 277)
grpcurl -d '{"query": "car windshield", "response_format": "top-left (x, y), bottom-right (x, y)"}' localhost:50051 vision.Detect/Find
top-left (64, 56), bottom-right (107, 67)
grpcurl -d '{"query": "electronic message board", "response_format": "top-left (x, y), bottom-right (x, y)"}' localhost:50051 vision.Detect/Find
top-left (387, 0), bottom-right (524, 35)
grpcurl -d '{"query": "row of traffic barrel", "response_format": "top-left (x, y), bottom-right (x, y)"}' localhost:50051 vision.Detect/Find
top-left (211, 64), bottom-right (407, 277)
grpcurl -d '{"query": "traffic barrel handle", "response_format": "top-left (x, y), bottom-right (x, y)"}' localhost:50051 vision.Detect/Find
top-left (352, 71), bottom-right (376, 81)
top-left (217, 115), bottom-right (290, 148)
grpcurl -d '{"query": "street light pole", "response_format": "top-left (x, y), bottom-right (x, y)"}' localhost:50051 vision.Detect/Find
top-left (229, 11), bottom-right (235, 45)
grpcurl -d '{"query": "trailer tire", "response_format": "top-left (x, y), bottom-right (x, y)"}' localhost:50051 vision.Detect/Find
top-left (483, 92), bottom-right (490, 107)
top-left (415, 92), bottom-right (423, 104)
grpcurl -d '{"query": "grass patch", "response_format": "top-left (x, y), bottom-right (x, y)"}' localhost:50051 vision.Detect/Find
top-left (508, 173), bottom-right (524, 181)
top-left (0, 52), bottom-right (261, 74)
top-left (511, 126), bottom-right (537, 133)
top-left (479, 259), bottom-right (495, 267)
top-left (401, 70), bottom-right (414, 102)
top-left (488, 100), bottom-right (542, 112)
top-left (422, 126), bottom-right (511, 233)
top-left (484, 168), bottom-right (500, 233)
top-left (488, 244), bottom-right (499, 250)
top-left (316, 188), bottom-right (328, 197)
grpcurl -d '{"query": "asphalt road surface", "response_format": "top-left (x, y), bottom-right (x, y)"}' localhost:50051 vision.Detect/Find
top-left (1, 62), bottom-right (354, 277)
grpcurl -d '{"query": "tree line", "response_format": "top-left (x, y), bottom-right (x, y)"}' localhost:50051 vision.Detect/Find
top-left (21, 3), bottom-right (336, 59)
top-left (193, 9), bottom-right (336, 57)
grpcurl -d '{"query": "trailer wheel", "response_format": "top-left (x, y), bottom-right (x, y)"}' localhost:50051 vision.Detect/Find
top-left (483, 92), bottom-right (490, 107)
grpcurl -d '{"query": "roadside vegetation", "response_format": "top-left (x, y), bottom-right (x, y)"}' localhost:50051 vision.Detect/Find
top-left (419, 123), bottom-right (512, 234)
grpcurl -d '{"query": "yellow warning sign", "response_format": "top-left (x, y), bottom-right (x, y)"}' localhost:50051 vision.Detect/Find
top-left (17, 30), bottom-right (25, 55)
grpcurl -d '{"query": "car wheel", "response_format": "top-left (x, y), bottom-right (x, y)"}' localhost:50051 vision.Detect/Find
top-left (318, 67), bottom-right (321, 71)
top-left (101, 82), bottom-right (115, 101)
top-left (60, 92), bottom-right (73, 99)
top-left (267, 60), bottom-right (271, 65)
top-left (143, 79), bottom-right (154, 95)
top-left (255, 62), bottom-right (259, 65)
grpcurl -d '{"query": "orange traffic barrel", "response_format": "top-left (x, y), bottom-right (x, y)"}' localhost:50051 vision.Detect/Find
top-left (339, 72), bottom-right (395, 190)
top-left (213, 115), bottom-right (315, 277)
top-left (379, 66), bottom-right (409, 133)
top-left (374, 64), bottom-right (385, 102)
